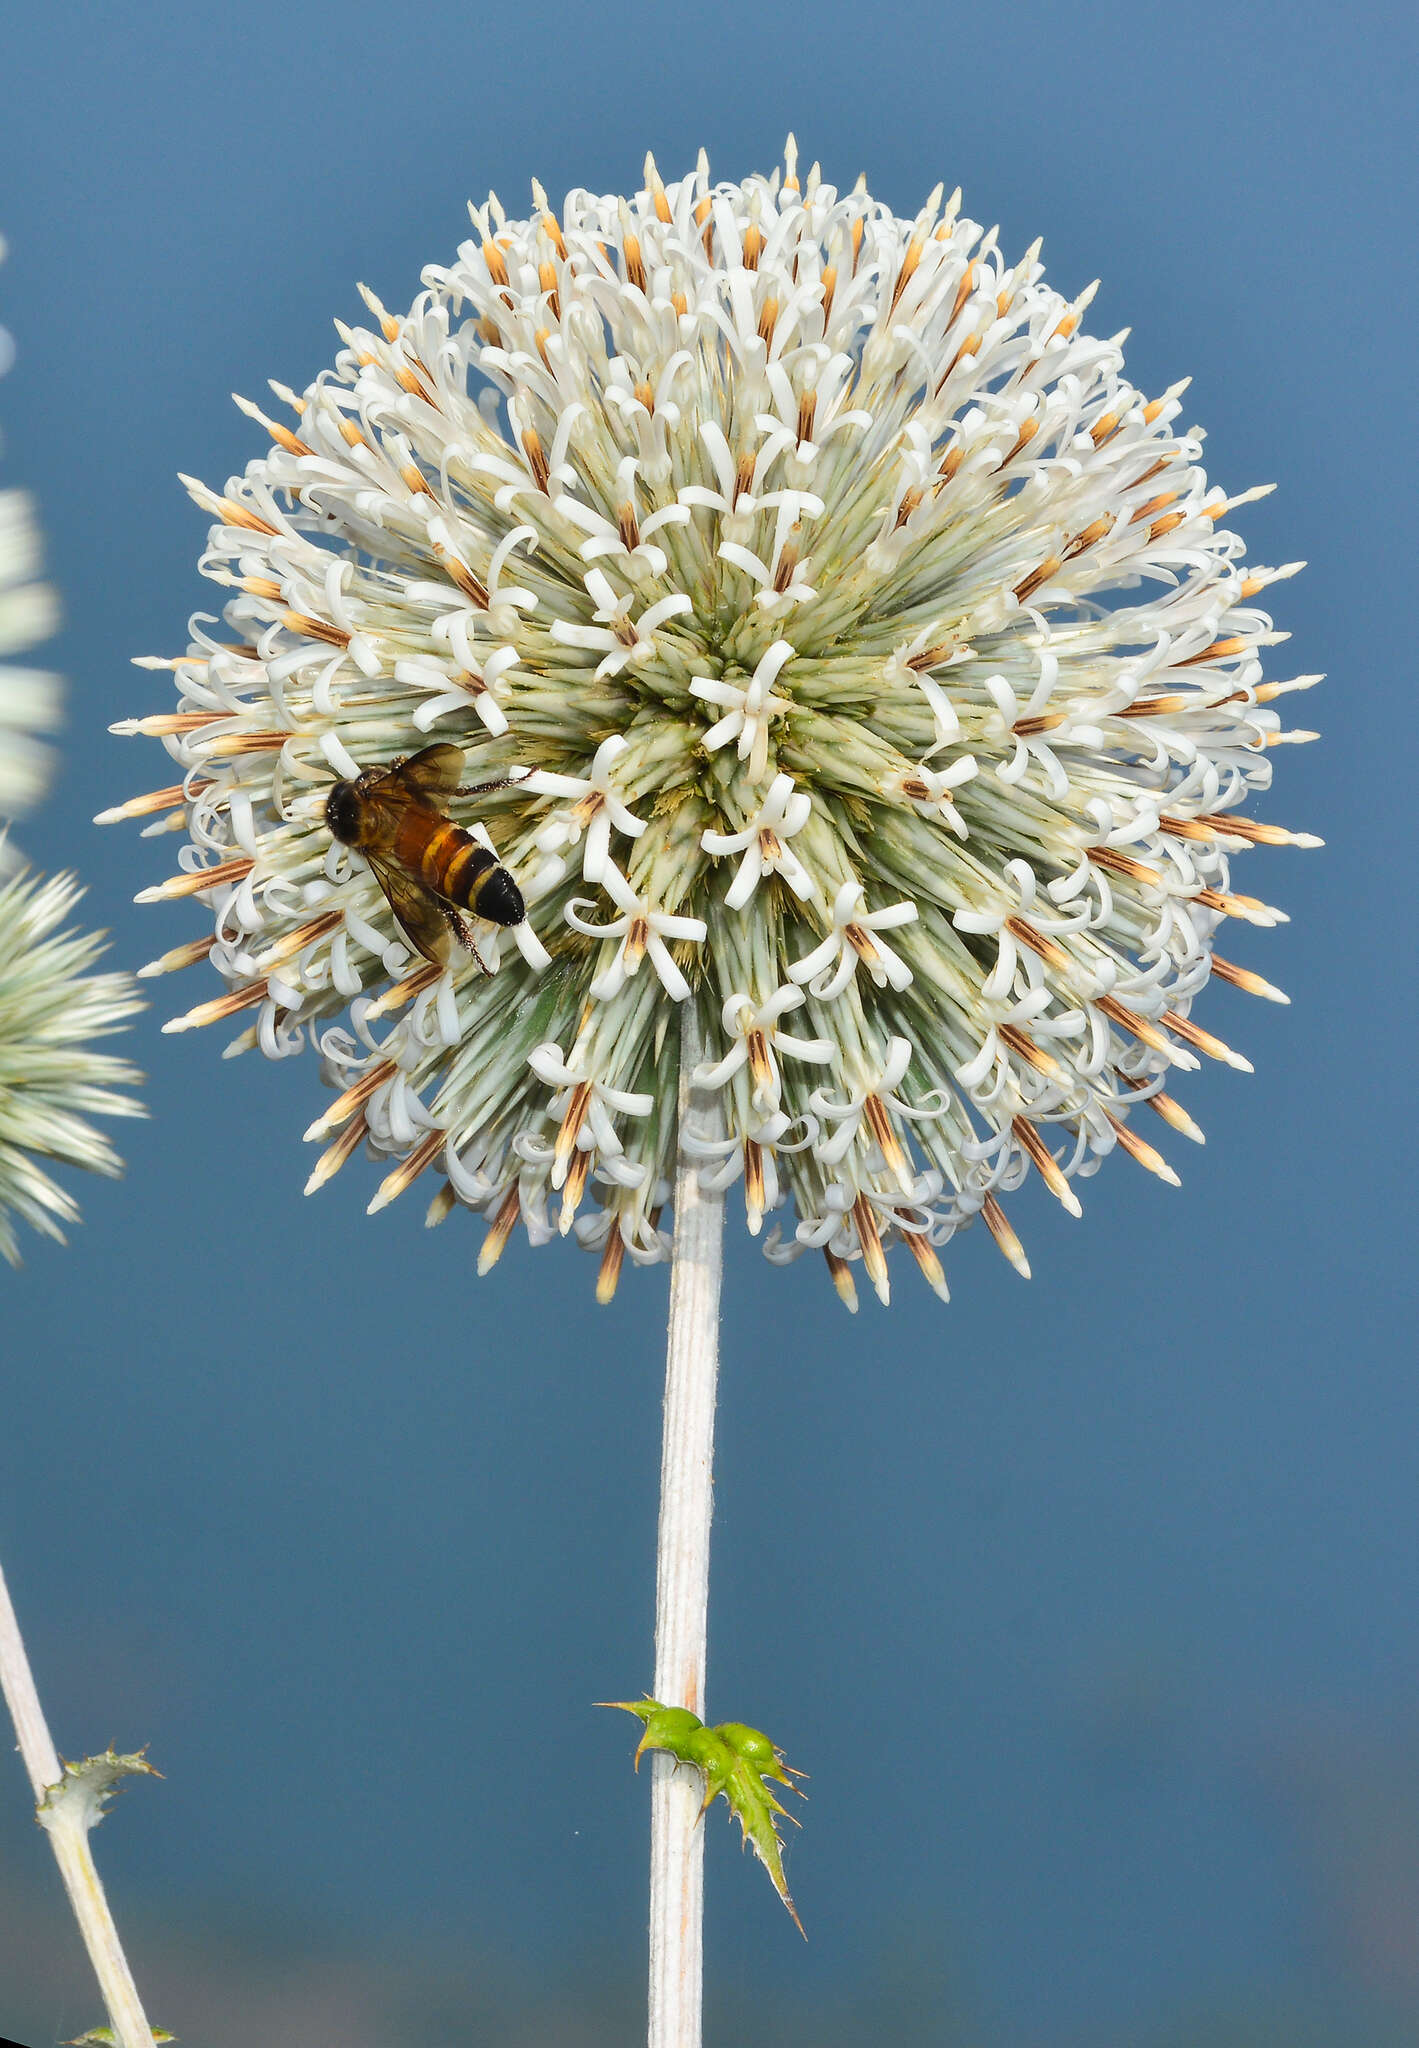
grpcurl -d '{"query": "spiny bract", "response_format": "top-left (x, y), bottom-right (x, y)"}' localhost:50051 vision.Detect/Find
top-left (115, 143), bottom-right (1318, 1306)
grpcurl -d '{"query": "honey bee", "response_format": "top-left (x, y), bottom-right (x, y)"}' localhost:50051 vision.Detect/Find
top-left (324, 742), bottom-right (525, 968)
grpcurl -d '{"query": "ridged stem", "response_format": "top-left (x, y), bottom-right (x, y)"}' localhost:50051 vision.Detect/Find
top-left (0, 1557), bottom-right (157, 2048)
top-left (647, 1001), bottom-right (724, 2048)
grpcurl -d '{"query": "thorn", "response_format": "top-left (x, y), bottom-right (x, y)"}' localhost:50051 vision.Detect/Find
top-left (162, 980), bottom-right (267, 1034)
top-left (303, 1059), bottom-right (397, 1142)
top-left (1118, 1074), bottom-right (1206, 1144)
top-left (823, 1248), bottom-right (858, 1311)
top-left (94, 782), bottom-right (195, 825)
top-left (305, 1114), bottom-right (367, 1194)
top-left (137, 934), bottom-right (215, 979)
top-left (596, 1227), bottom-right (625, 1303)
top-left (1162, 1010), bottom-right (1253, 1073)
top-left (981, 1195), bottom-right (1031, 1278)
top-left (1105, 1112), bottom-right (1181, 1188)
top-left (898, 1219), bottom-right (950, 1301)
top-left (477, 1186), bottom-right (521, 1274)
top-left (367, 1129), bottom-right (444, 1214)
top-left (1013, 1116), bottom-right (1082, 1216)
top-left (1210, 956), bottom-right (1290, 1004)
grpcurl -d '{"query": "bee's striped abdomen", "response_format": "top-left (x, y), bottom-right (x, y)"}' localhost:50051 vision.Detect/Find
top-left (394, 809), bottom-right (492, 897)
top-left (437, 833), bottom-right (497, 906)
top-left (469, 860), bottom-right (524, 925)
top-left (392, 806), bottom-right (523, 926)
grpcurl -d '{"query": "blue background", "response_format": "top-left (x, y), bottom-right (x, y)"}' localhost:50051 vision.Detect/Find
top-left (1, 2), bottom-right (1416, 2041)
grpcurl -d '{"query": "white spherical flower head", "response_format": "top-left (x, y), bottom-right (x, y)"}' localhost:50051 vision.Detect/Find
top-left (2, 240), bottom-right (140, 1262)
top-left (0, 237), bottom-right (62, 837)
top-left (0, 866), bottom-right (144, 1264)
top-left (115, 143), bottom-right (1320, 1306)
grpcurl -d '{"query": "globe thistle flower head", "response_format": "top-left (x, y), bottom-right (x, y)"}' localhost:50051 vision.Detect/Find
top-left (1, 238), bottom-right (139, 1262)
top-left (0, 863), bottom-right (144, 1264)
top-left (0, 238), bottom-right (62, 838)
top-left (116, 143), bottom-right (1320, 1305)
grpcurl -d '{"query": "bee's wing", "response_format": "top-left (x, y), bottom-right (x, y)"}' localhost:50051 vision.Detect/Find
top-left (390, 743), bottom-right (465, 801)
top-left (367, 854), bottom-right (452, 967)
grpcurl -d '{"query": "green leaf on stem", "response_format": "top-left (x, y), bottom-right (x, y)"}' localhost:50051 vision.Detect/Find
top-left (603, 1699), bottom-right (806, 1934)
top-left (65, 2028), bottom-right (176, 2045)
top-left (36, 1748), bottom-right (160, 1837)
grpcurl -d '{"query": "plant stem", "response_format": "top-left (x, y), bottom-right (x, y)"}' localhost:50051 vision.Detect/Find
top-left (647, 1000), bottom-right (724, 2048)
top-left (0, 1557), bottom-right (157, 2048)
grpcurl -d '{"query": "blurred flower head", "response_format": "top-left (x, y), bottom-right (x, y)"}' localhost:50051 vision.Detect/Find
top-left (0, 864), bottom-right (143, 1263)
top-left (2, 233), bottom-right (141, 1263)
top-left (117, 144), bottom-right (1318, 1304)
top-left (0, 236), bottom-right (61, 837)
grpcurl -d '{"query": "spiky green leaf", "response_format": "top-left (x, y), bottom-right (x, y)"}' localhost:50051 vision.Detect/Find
top-left (65, 2028), bottom-right (175, 2045)
top-left (36, 1748), bottom-right (159, 1837)
top-left (604, 1699), bottom-right (805, 1933)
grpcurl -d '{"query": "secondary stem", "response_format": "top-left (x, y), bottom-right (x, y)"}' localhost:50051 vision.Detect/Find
top-left (0, 1557), bottom-right (157, 2048)
top-left (647, 1000), bottom-right (725, 2048)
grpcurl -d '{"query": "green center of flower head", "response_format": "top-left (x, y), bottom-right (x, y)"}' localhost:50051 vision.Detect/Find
top-left (116, 140), bottom-right (1319, 1306)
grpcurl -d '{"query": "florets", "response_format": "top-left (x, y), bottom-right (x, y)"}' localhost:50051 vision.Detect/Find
top-left (116, 144), bottom-right (1318, 1304)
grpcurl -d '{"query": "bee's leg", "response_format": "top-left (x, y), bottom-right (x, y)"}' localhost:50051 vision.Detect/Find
top-left (455, 769), bottom-right (534, 798)
top-left (440, 901), bottom-right (492, 975)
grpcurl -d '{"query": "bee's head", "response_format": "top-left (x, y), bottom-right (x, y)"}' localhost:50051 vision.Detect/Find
top-left (324, 779), bottom-right (361, 845)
